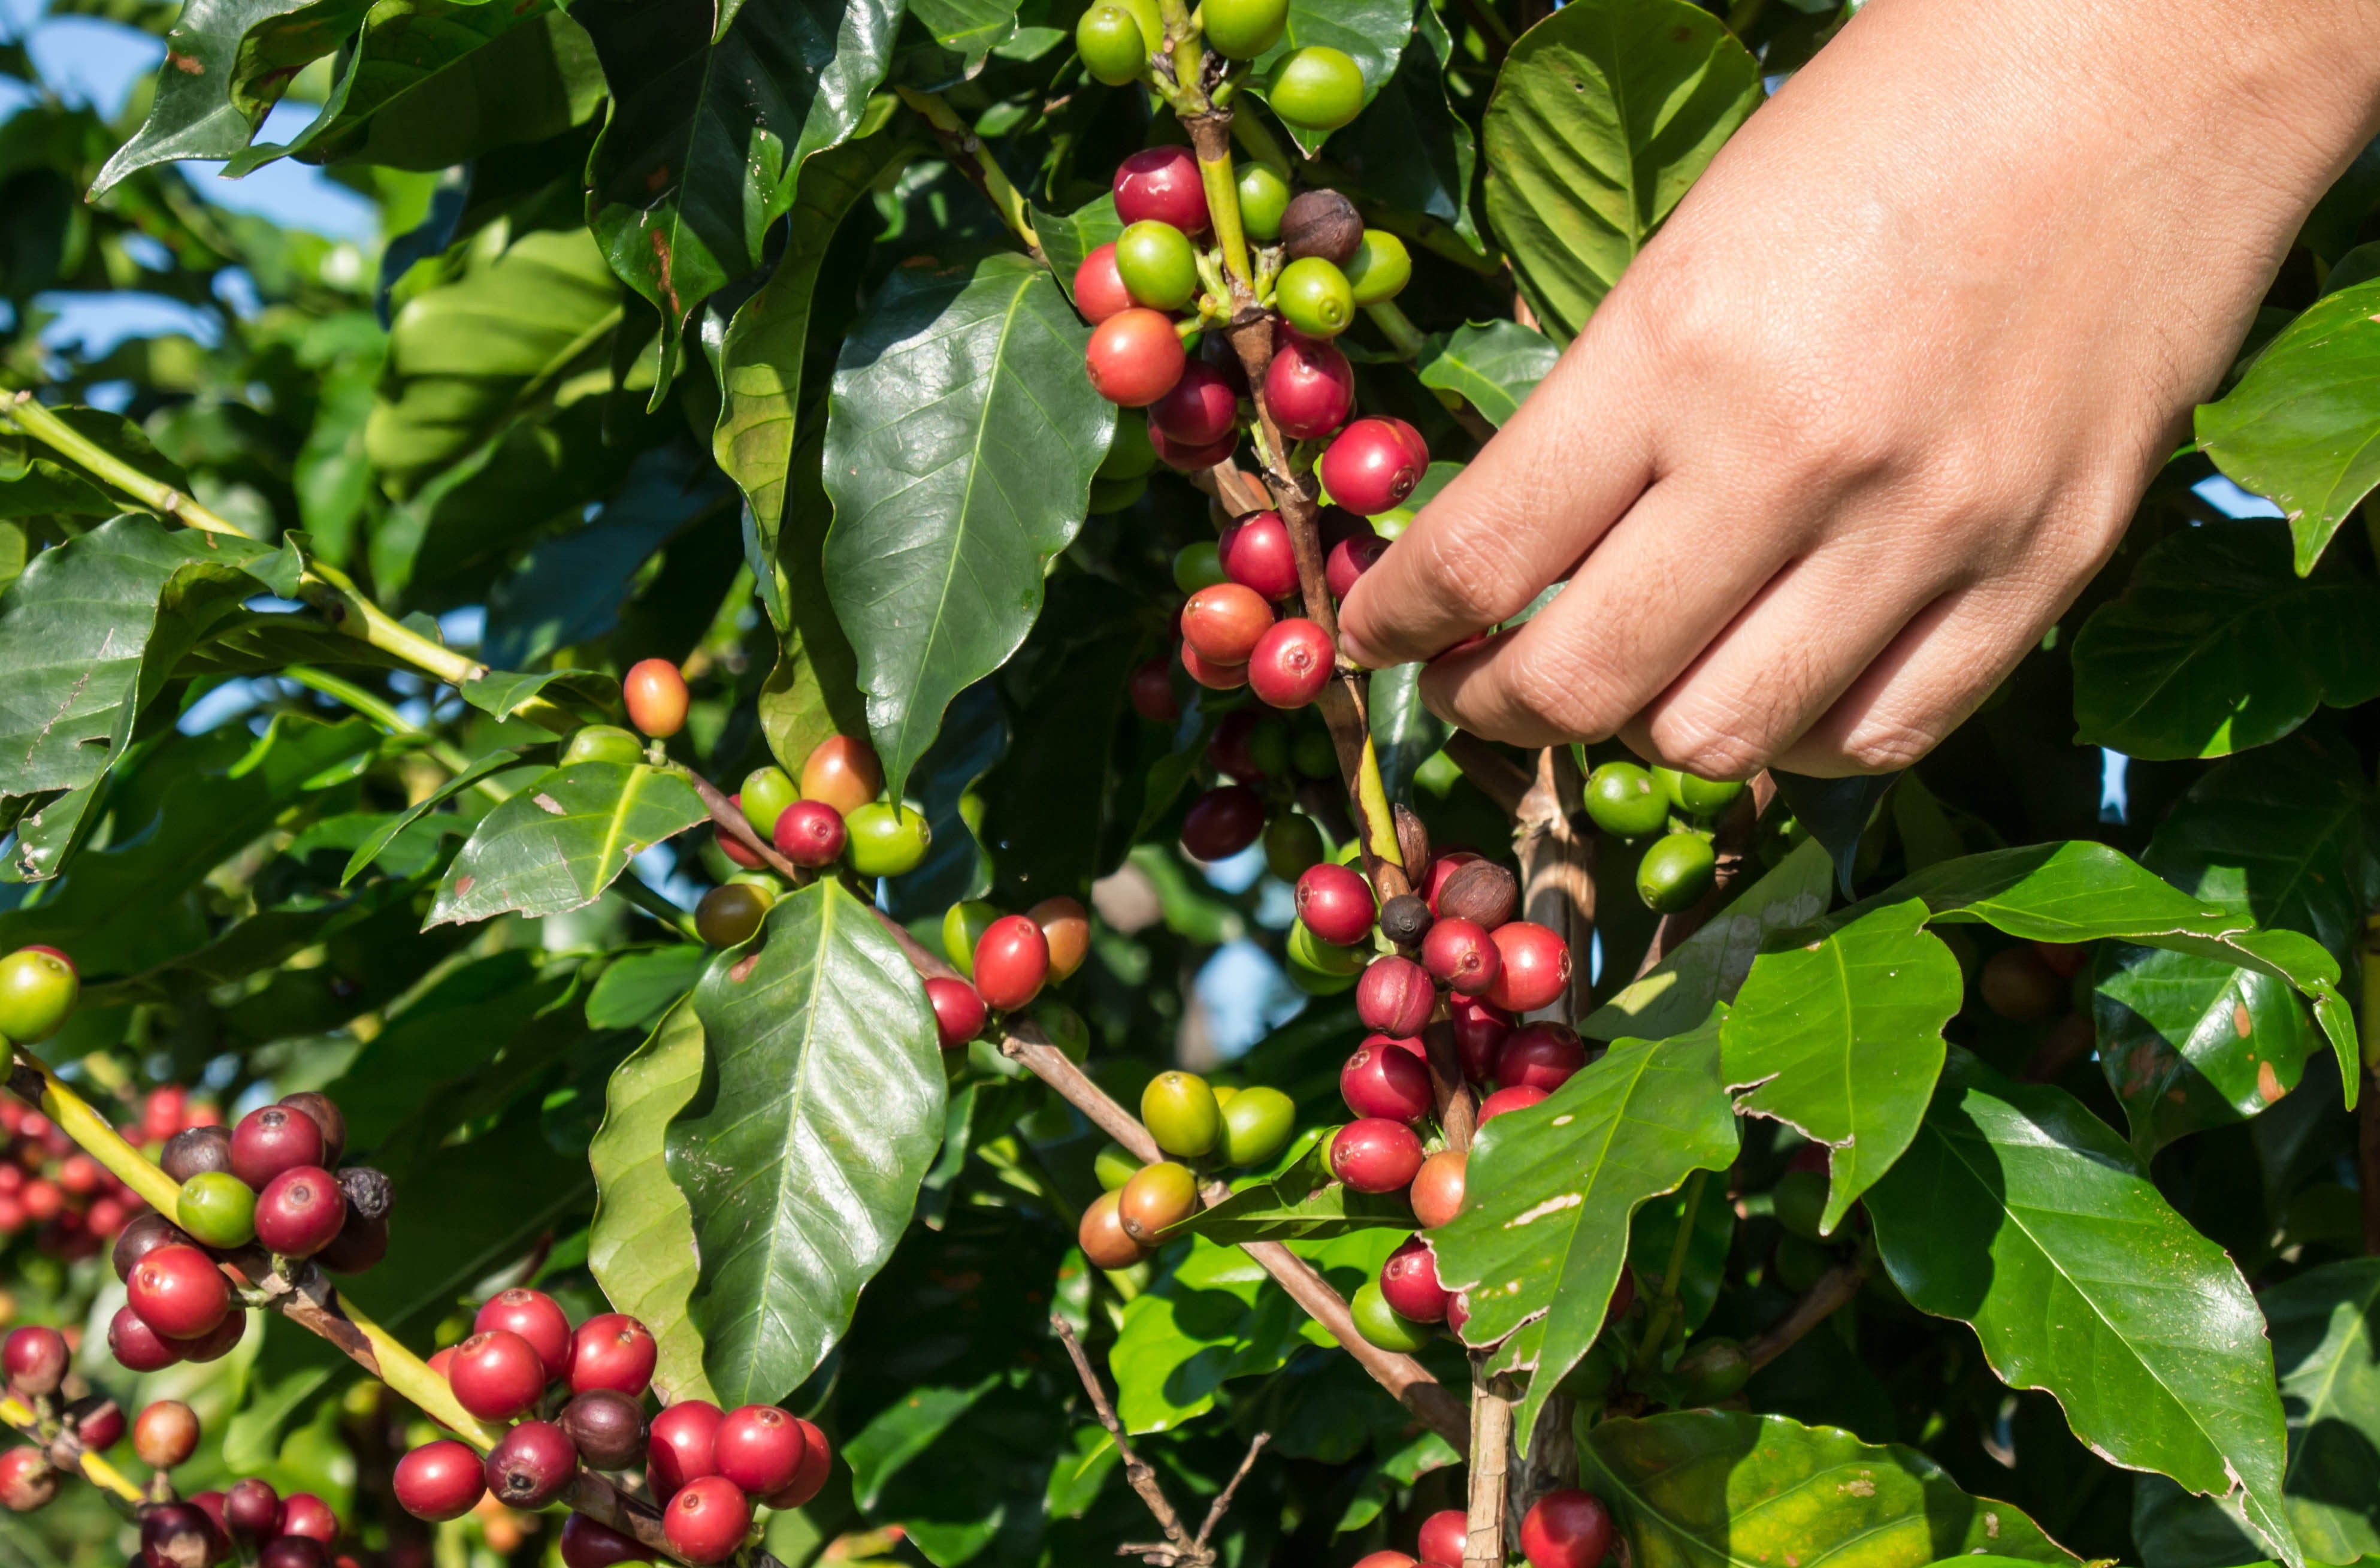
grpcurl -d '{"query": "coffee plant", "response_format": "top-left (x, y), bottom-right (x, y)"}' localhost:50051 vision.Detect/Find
top-left (0, 0), bottom-right (2378, 1562)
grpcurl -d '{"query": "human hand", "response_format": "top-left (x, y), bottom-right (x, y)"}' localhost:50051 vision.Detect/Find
top-left (1335, 0), bottom-right (2380, 777)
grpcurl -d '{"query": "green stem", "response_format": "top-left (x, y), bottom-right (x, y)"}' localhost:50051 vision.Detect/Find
top-left (1365, 301), bottom-right (1427, 363)
top-left (896, 89), bottom-right (1044, 262)
top-left (284, 666), bottom-right (483, 780)
top-left (2, 394), bottom-right (245, 536)
top-left (618, 869), bottom-right (702, 942)
top-left (1196, 138), bottom-right (1253, 291)
top-left (1229, 110), bottom-right (1295, 178)
top-left (1633, 1170), bottom-right (1708, 1374)
top-left (0, 1392), bottom-right (144, 1509)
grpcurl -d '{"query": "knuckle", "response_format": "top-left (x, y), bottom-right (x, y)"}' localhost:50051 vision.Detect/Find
top-left (1838, 726), bottom-right (1936, 775)
top-left (1419, 525), bottom-right (1527, 629)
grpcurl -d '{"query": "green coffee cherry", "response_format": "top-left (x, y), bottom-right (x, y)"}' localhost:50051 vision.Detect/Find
top-left (1342, 231), bottom-right (1411, 305)
top-left (1637, 831), bottom-right (1717, 913)
top-left (1268, 46), bottom-right (1365, 131)
top-left (1584, 761), bottom-right (1669, 839)
top-left (1655, 766), bottom-right (1746, 817)
top-left (1772, 1168), bottom-right (1829, 1242)
top-left (1076, 2), bottom-right (1150, 83)
top-left (740, 766), bottom-right (798, 838)
top-left (1291, 726), bottom-right (1336, 779)
top-left (1350, 1280), bottom-right (1434, 1352)
top-left (1246, 714), bottom-right (1291, 778)
top-left (1674, 1336), bottom-right (1752, 1403)
top-left (563, 725), bottom-right (645, 767)
top-left (1218, 1086), bottom-right (1296, 1167)
top-left (942, 900), bottom-right (1000, 977)
top-left (846, 802), bottom-right (931, 877)
top-left (1099, 413), bottom-right (1159, 481)
top-left (1094, 1141), bottom-right (1142, 1192)
top-left (1264, 813), bottom-right (1325, 881)
top-left (1032, 996), bottom-right (1091, 1064)
top-left (1174, 541), bottom-right (1227, 593)
top-left (178, 1171), bottom-right (257, 1249)
top-left (1773, 1234), bottom-right (1829, 1295)
top-left (1202, 0), bottom-right (1288, 59)
top-left (1115, 220), bottom-right (1200, 312)
top-left (1236, 163), bottom-right (1292, 242)
top-left (1275, 256), bottom-right (1353, 337)
top-left (1141, 1070), bottom-right (1223, 1158)
top-left (1287, 919), bottom-right (1368, 977)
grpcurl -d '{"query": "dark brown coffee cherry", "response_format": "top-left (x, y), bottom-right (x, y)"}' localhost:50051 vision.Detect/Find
top-left (315, 1210), bottom-right (388, 1275)
top-left (111, 1212), bottom-right (193, 1285)
top-left (485, 1419), bottom-right (578, 1509)
top-left (1281, 189), bottom-right (1362, 265)
top-left (159, 1126), bottom-right (232, 1184)
top-left (139, 1501), bottom-right (216, 1568)
top-left (1436, 859), bottom-right (1519, 930)
top-left (276, 1092), bottom-right (347, 1168)
top-left (1393, 806), bottom-right (1432, 886)
top-left (335, 1165), bottom-right (394, 1222)
top-left (560, 1389), bottom-right (649, 1471)
top-left (1378, 892), bottom-right (1432, 946)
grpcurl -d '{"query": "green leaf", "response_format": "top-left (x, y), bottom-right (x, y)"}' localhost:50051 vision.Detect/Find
top-left (2263, 1258), bottom-right (2380, 1563)
top-left (2097, 945), bottom-right (2318, 1160)
top-left (2196, 279), bottom-right (2380, 574)
top-left (905, 0), bottom-right (1021, 71)
top-left (1175, 1144), bottom-right (1415, 1243)
top-left (1626, 1177), bottom-right (1734, 1334)
top-left (580, 0), bottom-right (900, 397)
top-left (2071, 520), bottom-right (2380, 760)
top-left (364, 227), bottom-right (624, 497)
top-left (456, 667), bottom-right (621, 724)
top-left (427, 760), bottom-right (708, 926)
top-left (1032, 194), bottom-right (1121, 306)
top-left (1481, 0), bottom-right (1761, 338)
top-left (323, 950), bottom-right (572, 1152)
top-left (1721, 899), bottom-right (1962, 1234)
top-left (1586, 836), bottom-right (1834, 1043)
top-left (1430, 1013), bottom-right (1739, 1445)
top-left (1772, 769), bottom-right (1903, 894)
top-left (585, 945), bottom-right (707, 1031)
top-left (0, 429), bottom-right (120, 519)
top-left (1582, 1410), bottom-right (2073, 1568)
top-left (0, 512), bottom-right (277, 798)
top-left (340, 748), bottom-right (524, 886)
top-left (881, 679), bottom-right (1003, 919)
top-left (1417, 321), bottom-right (1558, 427)
top-left (1333, 16), bottom-right (1482, 250)
top-left (822, 253), bottom-right (1115, 801)
top-left (1368, 661), bottom-right (1445, 812)
top-left (1866, 1049), bottom-right (2299, 1567)
top-left (90, 0), bottom-right (318, 195)
top-left (668, 880), bottom-right (944, 1406)
top-left (589, 995), bottom-right (719, 1405)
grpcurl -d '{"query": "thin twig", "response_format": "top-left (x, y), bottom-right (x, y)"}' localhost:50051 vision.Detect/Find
top-left (1050, 1317), bottom-right (1202, 1561)
top-left (1443, 732), bottom-right (1534, 817)
top-left (1743, 1260), bottom-right (1867, 1372)
top-left (1192, 1432), bottom-right (1269, 1550)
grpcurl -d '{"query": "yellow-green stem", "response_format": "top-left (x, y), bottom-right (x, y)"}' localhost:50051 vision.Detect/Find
top-left (1194, 137), bottom-right (1253, 290)
top-left (1633, 1169), bottom-right (1708, 1374)
top-left (10, 1049), bottom-right (180, 1213)
top-left (0, 1394), bottom-right (146, 1506)
top-left (1365, 301), bottom-right (1427, 362)
top-left (1228, 110), bottom-right (1294, 178)
top-left (895, 89), bottom-right (1043, 261)
top-left (285, 666), bottom-right (480, 783)
top-left (2, 394), bottom-right (246, 537)
top-left (337, 1297), bottom-right (509, 1449)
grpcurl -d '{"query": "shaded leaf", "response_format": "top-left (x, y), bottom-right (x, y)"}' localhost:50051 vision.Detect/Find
top-left (1032, 194), bottom-right (1120, 307)
top-left (1430, 1013), bottom-right (1739, 1444)
top-left (1867, 1049), bottom-right (2299, 1566)
top-left (1583, 1410), bottom-right (2072, 1568)
top-left (1416, 321), bottom-right (1557, 427)
top-left (2263, 1258), bottom-right (2380, 1563)
top-left (822, 253), bottom-right (1114, 800)
top-left (1481, 0), bottom-right (1761, 337)
top-left (1586, 836), bottom-right (1834, 1043)
top-left (340, 747), bottom-right (523, 886)
top-left (589, 995), bottom-right (718, 1404)
top-left (2095, 945), bottom-right (2317, 1160)
top-left (456, 667), bottom-right (621, 724)
top-left (2071, 520), bottom-right (2380, 760)
top-left (1771, 768), bottom-right (1901, 895)
top-left (882, 679), bottom-right (1004, 919)
top-left (1333, 14), bottom-right (1481, 249)
top-left (1175, 1144), bottom-right (1414, 1244)
top-left (669, 880), bottom-right (943, 1406)
top-left (428, 760), bottom-right (707, 926)
top-left (1369, 661), bottom-right (1445, 805)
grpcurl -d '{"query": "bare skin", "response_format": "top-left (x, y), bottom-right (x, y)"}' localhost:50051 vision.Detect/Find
top-left (1335, 0), bottom-right (2380, 777)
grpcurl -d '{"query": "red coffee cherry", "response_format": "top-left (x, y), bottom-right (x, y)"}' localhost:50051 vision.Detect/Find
top-left (1353, 1555), bottom-right (1417, 1568)
top-left (1079, 1189), bottom-right (1147, 1270)
top-left (1418, 1508), bottom-right (1468, 1568)
top-left (926, 977), bottom-right (988, 1050)
top-left (1498, 1022), bottom-right (1587, 1093)
top-left (134, 1399), bottom-right (201, 1469)
top-left (230, 1105), bottom-right (324, 1190)
top-left (0, 1445), bottom-right (52, 1511)
top-left (1448, 996), bottom-right (1512, 1082)
top-left (1420, 917), bottom-right (1501, 995)
top-left (394, 1439), bottom-right (485, 1521)
top-left (1326, 534), bottom-right (1387, 600)
top-left (1248, 618), bottom-right (1333, 709)
top-left (1180, 785), bottom-right (1266, 862)
top-left (800, 734), bottom-right (884, 816)
top-left (446, 1330), bottom-right (546, 1422)
top-left (1339, 1043), bottom-right (1433, 1123)
top-left (485, 1419), bottom-right (579, 1509)
top-left (647, 1399), bottom-right (723, 1498)
top-left (1321, 417), bottom-right (1428, 516)
top-left (255, 1166), bottom-right (346, 1257)
top-left (622, 658), bottom-right (689, 739)
top-left (1148, 424), bottom-right (1237, 472)
top-left (1356, 955), bottom-right (1434, 1039)
top-left (108, 1306), bottom-right (180, 1373)
top-left (1086, 308), bottom-right (1187, 407)
top-left (772, 799), bottom-right (848, 868)
top-left (764, 1418), bottom-right (834, 1509)
top-left (973, 914), bottom-right (1052, 1013)
top-left (2, 1325), bottom-right (66, 1398)
top-left (1486, 921), bottom-right (1574, 1013)
top-left (112, 1212), bottom-right (190, 1286)
top-left (277, 1092), bottom-right (347, 1167)
top-left (1372, 1031), bottom-right (1428, 1060)
top-left (1129, 657), bottom-right (1180, 723)
top-left (1180, 639), bottom-right (1249, 691)
top-left (570, 1313), bottom-right (658, 1397)
top-left (1265, 336), bottom-right (1354, 439)
top-left (717, 808), bottom-right (767, 869)
top-left (258, 1539), bottom-right (331, 1568)
top-left (224, 1478), bottom-right (281, 1543)
top-left (1295, 862), bottom-right (1376, 945)
top-left (560, 1389), bottom-right (649, 1471)
top-left (1411, 1150), bottom-right (1466, 1229)
top-left (1112, 146), bottom-right (1209, 232)
top-left (1478, 1085), bottom-right (1549, 1125)
top-left (66, 1394), bottom-right (123, 1451)
top-left (128, 1244), bottom-right (229, 1341)
top-left (1379, 1236), bottom-right (1449, 1322)
top-left (1150, 361), bottom-right (1239, 446)
top-left (172, 1307), bottom-right (247, 1365)
top-left (1217, 511), bottom-right (1298, 599)
top-left (663, 1474), bottom-right (752, 1566)
top-left (1519, 1488), bottom-right (1614, 1568)
top-left (475, 1288), bottom-right (573, 1382)
top-left (561, 1513), bottom-right (653, 1568)
top-left (1180, 582), bottom-right (1274, 666)
top-left (1331, 1118), bottom-right (1425, 1194)
top-left (714, 1404), bottom-right (806, 1496)
top-left (1206, 709), bottom-right (1270, 783)
top-left (279, 1493), bottom-right (338, 1544)
top-left (1072, 241), bottom-right (1132, 324)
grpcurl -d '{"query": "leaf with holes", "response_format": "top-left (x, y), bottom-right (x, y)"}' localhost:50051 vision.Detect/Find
top-left (1481, 0), bottom-right (1761, 337)
top-left (667, 880), bottom-right (943, 1406)
top-left (822, 253), bottom-right (1114, 802)
top-left (427, 760), bottom-right (707, 926)
top-left (1867, 1049), bottom-right (2299, 1566)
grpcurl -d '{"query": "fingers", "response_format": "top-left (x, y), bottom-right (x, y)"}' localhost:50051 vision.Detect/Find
top-left (1335, 334), bottom-right (1656, 670)
top-left (1410, 479), bottom-right (1802, 749)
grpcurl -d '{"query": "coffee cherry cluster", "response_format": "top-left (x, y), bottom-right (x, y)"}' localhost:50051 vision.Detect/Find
top-left (0, 1325), bottom-right (158, 1517)
top-left (1358, 1489), bottom-right (1613, 1568)
top-left (110, 1089), bottom-right (389, 1375)
top-left (1152, 705), bottom-right (1342, 876)
top-left (928, 897), bottom-right (1092, 1050)
top-left (1073, 0), bottom-right (1365, 133)
top-left (164, 1475), bottom-right (349, 1567)
top-left (1578, 761), bottom-right (1745, 913)
top-left (0, 1088), bottom-right (173, 1255)
top-left (1079, 1070), bottom-right (1298, 1268)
